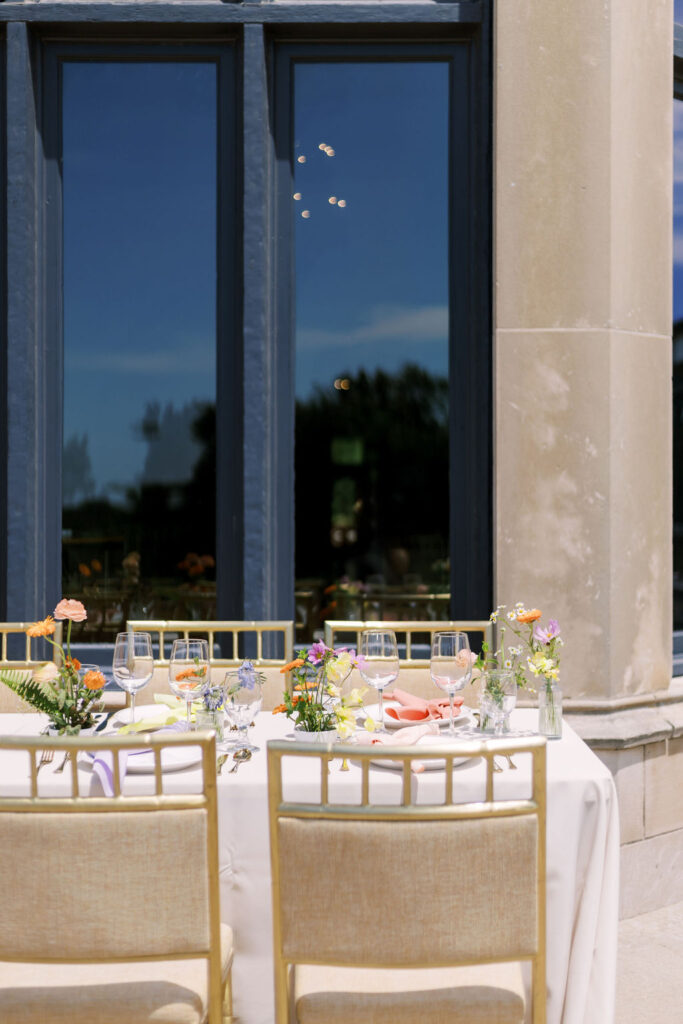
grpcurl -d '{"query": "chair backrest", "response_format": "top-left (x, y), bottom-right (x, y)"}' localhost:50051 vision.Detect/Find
top-left (0, 730), bottom-right (224, 1022)
top-left (323, 619), bottom-right (492, 667)
top-left (0, 621), bottom-right (64, 712)
top-left (127, 619), bottom-right (294, 667)
top-left (267, 737), bottom-right (546, 1023)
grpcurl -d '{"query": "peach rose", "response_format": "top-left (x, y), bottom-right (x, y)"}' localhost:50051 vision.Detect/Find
top-left (32, 661), bottom-right (60, 684)
top-left (54, 599), bottom-right (87, 622)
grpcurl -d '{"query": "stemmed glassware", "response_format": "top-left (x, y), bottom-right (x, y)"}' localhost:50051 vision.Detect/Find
top-left (112, 631), bottom-right (154, 725)
top-left (430, 631), bottom-right (473, 736)
top-left (223, 669), bottom-right (263, 753)
top-left (168, 639), bottom-right (210, 731)
top-left (358, 629), bottom-right (400, 734)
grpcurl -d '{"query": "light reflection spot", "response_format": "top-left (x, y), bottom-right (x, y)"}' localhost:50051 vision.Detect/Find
top-left (328, 196), bottom-right (337, 205)
top-left (297, 155), bottom-right (307, 164)
top-left (301, 210), bottom-right (311, 219)
top-left (337, 200), bottom-right (347, 208)
top-left (293, 192), bottom-right (302, 200)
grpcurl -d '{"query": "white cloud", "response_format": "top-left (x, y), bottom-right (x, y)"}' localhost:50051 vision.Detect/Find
top-left (67, 336), bottom-right (214, 374)
top-left (297, 304), bottom-right (448, 351)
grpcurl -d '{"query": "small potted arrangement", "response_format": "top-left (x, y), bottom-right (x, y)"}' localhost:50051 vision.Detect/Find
top-left (0, 599), bottom-right (106, 734)
top-left (274, 641), bottom-right (365, 740)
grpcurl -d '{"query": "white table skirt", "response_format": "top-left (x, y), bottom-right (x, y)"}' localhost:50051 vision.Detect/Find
top-left (0, 709), bottom-right (619, 1024)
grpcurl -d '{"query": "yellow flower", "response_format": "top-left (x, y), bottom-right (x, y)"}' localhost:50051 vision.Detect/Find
top-left (324, 683), bottom-right (341, 699)
top-left (363, 716), bottom-right (377, 733)
top-left (334, 706), bottom-right (356, 739)
top-left (346, 687), bottom-right (366, 707)
top-left (326, 651), bottom-right (354, 684)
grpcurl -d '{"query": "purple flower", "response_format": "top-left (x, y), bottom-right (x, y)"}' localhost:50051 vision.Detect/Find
top-left (237, 660), bottom-right (258, 689)
top-left (533, 619), bottom-right (561, 645)
top-left (307, 640), bottom-right (328, 665)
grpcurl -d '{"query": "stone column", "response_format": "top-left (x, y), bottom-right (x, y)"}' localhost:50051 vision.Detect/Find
top-left (494, 0), bottom-right (673, 702)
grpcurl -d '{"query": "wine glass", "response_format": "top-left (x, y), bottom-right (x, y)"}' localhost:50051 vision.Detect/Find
top-left (168, 639), bottom-right (210, 731)
top-left (358, 629), bottom-right (400, 734)
top-left (112, 631), bottom-right (154, 725)
top-left (430, 631), bottom-right (473, 736)
top-left (223, 669), bottom-right (263, 752)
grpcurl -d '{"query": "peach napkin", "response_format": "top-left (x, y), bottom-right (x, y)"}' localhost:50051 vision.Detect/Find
top-left (382, 687), bottom-right (464, 722)
top-left (369, 721), bottom-right (440, 773)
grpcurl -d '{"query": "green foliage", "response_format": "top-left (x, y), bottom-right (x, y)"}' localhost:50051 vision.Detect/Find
top-left (0, 667), bottom-right (101, 734)
top-left (0, 670), bottom-right (57, 716)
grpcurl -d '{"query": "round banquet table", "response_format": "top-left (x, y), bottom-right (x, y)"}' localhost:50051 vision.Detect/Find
top-left (0, 709), bottom-right (618, 1024)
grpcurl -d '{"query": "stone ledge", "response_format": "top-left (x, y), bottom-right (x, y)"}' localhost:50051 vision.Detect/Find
top-left (566, 695), bottom-right (683, 750)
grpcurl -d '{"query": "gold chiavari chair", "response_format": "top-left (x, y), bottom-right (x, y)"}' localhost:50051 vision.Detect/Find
top-left (0, 621), bottom-right (64, 713)
top-left (268, 736), bottom-right (547, 1024)
top-left (323, 619), bottom-right (493, 707)
top-left (0, 730), bottom-right (233, 1024)
top-left (125, 619), bottom-right (295, 710)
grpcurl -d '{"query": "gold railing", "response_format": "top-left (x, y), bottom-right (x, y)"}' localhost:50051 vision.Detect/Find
top-left (0, 621), bottom-right (63, 666)
top-left (126, 619), bottom-right (294, 666)
top-left (323, 619), bottom-right (492, 666)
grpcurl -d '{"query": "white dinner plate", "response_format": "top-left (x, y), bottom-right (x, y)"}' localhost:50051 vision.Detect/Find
top-left (369, 734), bottom-right (474, 772)
top-left (124, 746), bottom-right (202, 774)
top-left (362, 701), bottom-right (475, 731)
top-left (85, 743), bottom-right (202, 775)
top-left (110, 704), bottom-right (181, 730)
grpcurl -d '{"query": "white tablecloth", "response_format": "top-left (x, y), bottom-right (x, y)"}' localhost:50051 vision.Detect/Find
top-left (0, 710), bottom-right (619, 1024)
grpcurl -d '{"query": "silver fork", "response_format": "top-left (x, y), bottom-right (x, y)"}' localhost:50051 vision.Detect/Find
top-left (55, 753), bottom-right (71, 774)
top-left (36, 749), bottom-right (54, 774)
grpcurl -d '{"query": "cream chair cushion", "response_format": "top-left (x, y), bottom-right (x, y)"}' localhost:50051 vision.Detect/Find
top-left (0, 924), bottom-right (233, 1024)
top-left (294, 961), bottom-right (528, 1024)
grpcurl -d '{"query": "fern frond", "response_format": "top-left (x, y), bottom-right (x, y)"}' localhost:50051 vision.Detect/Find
top-left (0, 670), bottom-right (59, 716)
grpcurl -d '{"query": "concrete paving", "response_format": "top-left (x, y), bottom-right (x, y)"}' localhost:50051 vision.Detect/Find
top-left (616, 900), bottom-right (683, 1023)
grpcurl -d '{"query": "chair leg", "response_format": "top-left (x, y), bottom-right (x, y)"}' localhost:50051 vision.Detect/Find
top-left (222, 970), bottom-right (234, 1024)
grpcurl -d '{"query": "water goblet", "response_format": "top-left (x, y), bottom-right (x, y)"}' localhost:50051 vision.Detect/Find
top-left (223, 668), bottom-right (263, 752)
top-left (112, 631), bottom-right (154, 725)
top-left (430, 631), bottom-right (473, 736)
top-left (168, 639), bottom-right (210, 731)
top-left (358, 629), bottom-right (400, 734)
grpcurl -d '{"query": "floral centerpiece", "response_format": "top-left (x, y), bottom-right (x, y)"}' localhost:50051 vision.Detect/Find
top-left (274, 642), bottom-right (365, 738)
top-left (0, 599), bottom-right (106, 734)
top-left (478, 603), bottom-right (563, 737)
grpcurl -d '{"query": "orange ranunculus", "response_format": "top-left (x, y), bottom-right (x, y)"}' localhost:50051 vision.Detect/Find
top-left (26, 616), bottom-right (56, 638)
top-left (272, 703), bottom-right (287, 715)
top-left (66, 658), bottom-right (82, 671)
top-left (293, 682), bottom-right (317, 692)
top-left (78, 563), bottom-right (92, 577)
top-left (54, 598), bottom-right (87, 622)
top-left (517, 609), bottom-right (542, 624)
top-left (82, 670), bottom-right (105, 691)
top-left (280, 658), bottom-right (305, 674)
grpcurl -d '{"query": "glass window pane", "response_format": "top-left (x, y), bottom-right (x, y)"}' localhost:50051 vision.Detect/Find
top-left (675, 96), bottom-right (683, 631)
top-left (62, 62), bottom-right (217, 637)
top-left (293, 61), bottom-right (449, 641)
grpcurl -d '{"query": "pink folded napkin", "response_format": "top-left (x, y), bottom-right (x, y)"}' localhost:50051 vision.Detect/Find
top-left (382, 687), bottom-right (464, 722)
top-left (369, 721), bottom-right (439, 773)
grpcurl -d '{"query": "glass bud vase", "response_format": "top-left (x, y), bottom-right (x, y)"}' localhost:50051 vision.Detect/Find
top-left (538, 682), bottom-right (562, 739)
top-left (479, 670), bottom-right (515, 734)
